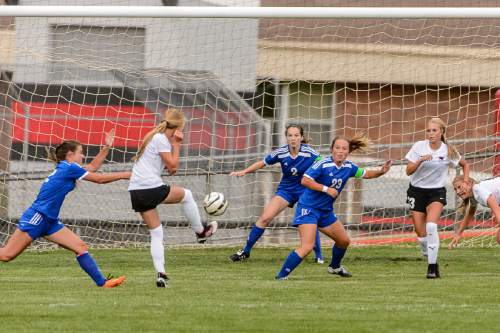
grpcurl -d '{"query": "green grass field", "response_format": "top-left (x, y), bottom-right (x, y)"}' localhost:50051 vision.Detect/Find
top-left (1, 246), bottom-right (500, 333)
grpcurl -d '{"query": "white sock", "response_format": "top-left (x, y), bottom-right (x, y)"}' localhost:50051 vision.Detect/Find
top-left (418, 236), bottom-right (428, 256)
top-left (150, 225), bottom-right (165, 273)
top-left (426, 222), bottom-right (439, 264)
top-left (181, 189), bottom-right (204, 234)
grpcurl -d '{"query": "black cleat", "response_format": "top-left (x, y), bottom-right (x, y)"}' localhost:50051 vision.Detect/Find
top-left (426, 263), bottom-right (441, 279)
top-left (327, 265), bottom-right (353, 278)
top-left (156, 272), bottom-right (169, 287)
top-left (229, 249), bottom-right (250, 262)
top-left (196, 221), bottom-right (218, 244)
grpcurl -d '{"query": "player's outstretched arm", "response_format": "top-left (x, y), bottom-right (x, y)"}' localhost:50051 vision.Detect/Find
top-left (363, 160), bottom-right (392, 179)
top-left (448, 205), bottom-right (476, 249)
top-left (230, 160), bottom-right (266, 177)
top-left (83, 171), bottom-right (131, 184)
top-left (85, 129), bottom-right (115, 172)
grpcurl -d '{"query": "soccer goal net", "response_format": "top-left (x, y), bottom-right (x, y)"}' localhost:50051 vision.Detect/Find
top-left (0, 2), bottom-right (498, 248)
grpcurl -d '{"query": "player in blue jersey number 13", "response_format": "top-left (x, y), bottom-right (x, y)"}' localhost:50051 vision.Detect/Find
top-left (276, 133), bottom-right (392, 280)
top-left (0, 129), bottom-right (131, 288)
top-left (229, 125), bottom-right (325, 263)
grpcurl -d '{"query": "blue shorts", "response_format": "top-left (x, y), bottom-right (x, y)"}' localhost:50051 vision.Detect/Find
top-left (292, 203), bottom-right (337, 228)
top-left (276, 189), bottom-right (303, 208)
top-left (18, 208), bottom-right (64, 240)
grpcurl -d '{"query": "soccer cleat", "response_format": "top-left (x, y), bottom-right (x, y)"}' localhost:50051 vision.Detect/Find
top-left (315, 258), bottom-right (325, 264)
top-left (229, 249), bottom-right (250, 262)
top-left (196, 221), bottom-right (218, 244)
top-left (275, 275), bottom-right (288, 280)
top-left (426, 263), bottom-right (441, 279)
top-left (156, 272), bottom-right (169, 288)
top-left (102, 275), bottom-right (126, 288)
top-left (327, 265), bottom-right (352, 278)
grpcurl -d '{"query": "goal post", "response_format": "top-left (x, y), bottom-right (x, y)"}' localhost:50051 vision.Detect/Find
top-left (0, 3), bottom-right (499, 248)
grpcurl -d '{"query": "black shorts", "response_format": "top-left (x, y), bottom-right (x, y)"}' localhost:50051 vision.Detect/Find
top-left (129, 185), bottom-right (171, 212)
top-left (406, 184), bottom-right (447, 213)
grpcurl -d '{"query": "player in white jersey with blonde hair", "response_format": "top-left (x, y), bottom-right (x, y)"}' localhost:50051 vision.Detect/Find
top-left (449, 176), bottom-right (500, 247)
top-left (129, 108), bottom-right (217, 288)
top-left (405, 117), bottom-right (470, 278)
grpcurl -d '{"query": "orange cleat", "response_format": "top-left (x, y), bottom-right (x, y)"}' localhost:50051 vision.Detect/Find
top-left (102, 275), bottom-right (126, 288)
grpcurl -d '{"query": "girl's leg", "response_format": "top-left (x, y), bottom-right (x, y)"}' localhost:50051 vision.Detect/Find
top-left (163, 186), bottom-right (205, 235)
top-left (0, 229), bottom-right (33, 262)
top-left (276, 224), bottom-right (317, 279)
top-left (320, 221), bottom-right (350, 271)
top-left (230, 196), bottom-right (289, 261)
top-left (411, 211), bottom-right (428, 256)
top-left (140, 209), bottom-right (166, 276)
top-left (425, 202), bottom-right (444, 276)
top-left (45, 227), bottom-right (110, 287)
top-left (313, 228), bottom-right (324, 263)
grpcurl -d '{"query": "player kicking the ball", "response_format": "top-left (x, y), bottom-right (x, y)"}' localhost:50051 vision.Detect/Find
top-left (129, 108), bottom-right (217, 288)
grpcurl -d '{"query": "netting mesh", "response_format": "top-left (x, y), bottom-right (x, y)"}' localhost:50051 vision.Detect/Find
top-left (0, 1), bottom-right (498, 248)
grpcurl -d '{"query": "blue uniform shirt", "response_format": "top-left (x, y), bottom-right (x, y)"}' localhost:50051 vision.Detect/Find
top-left (298, 157), bottom-right (365, 211)
top-left (30, 161), bottom-right (88, 220)
top-left (264, 144), bottom-right (320, 193)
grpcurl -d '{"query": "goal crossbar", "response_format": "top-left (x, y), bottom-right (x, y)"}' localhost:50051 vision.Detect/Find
top-left (2, 6), bottom-right (500, 19)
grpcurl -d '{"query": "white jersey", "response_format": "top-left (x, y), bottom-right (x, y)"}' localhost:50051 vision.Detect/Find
top-left (128, 133), bottom-right (172, 190)
top-left (472, 177), bottom-right (500, 207)
top-left (405, 140), bottom-right (460, 189)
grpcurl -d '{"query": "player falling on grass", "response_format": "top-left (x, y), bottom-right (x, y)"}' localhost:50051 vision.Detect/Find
top-left (0, 130), bottom-right (129, 288)
top-left (128, 108), bottom-right (217, 288)
top-left (229, 124), bottom-right (325, 264)
top-left (275, 133), bottom-right (392, 280)
top-left (449, 176), bottom-right (500, 248)
top-left (405, 117), bottom-right (469, 278)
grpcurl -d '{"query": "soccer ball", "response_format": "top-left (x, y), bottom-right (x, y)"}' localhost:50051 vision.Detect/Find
top-left (203, 192), bottom-right (228, 216)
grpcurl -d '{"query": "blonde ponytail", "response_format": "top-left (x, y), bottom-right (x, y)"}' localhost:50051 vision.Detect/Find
top-left (133, 108), bottom-right (185, 162)
top-left (429, 117), bottom-right (459, 161)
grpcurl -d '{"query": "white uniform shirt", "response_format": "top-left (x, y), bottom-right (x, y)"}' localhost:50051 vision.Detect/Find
top-left (128, 133), bottom-right (172, 190)
top-left (472, 177), bottom-right (500, 207)
top-left (405, 140), bottom-right (460, 189)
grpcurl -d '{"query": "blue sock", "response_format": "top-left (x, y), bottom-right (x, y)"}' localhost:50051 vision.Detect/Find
top-left (76, 252), bottom-right (106, 287)
top-left (276, 250), bottom-right (303, 278)
top-left (313, 229), bottom-right (323, 260)
top-left (330, 245), bottom-right (347, 269)
top-left (243, 224), bottom-right (265, 254)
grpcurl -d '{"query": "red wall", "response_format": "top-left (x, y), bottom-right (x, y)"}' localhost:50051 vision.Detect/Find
top-left (11, 101), bottom-right (254, 150)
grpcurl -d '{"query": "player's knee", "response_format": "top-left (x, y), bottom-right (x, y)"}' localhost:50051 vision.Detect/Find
top-left (336, 237), bottom-right (350, 248)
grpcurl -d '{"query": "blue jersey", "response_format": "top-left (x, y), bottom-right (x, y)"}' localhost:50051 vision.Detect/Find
top-left (264, 144), bottom-right (320, 192)
top-left (298, 157), bottom-right (365, 211)
top-left (30, 161), bottom-right (88, 220)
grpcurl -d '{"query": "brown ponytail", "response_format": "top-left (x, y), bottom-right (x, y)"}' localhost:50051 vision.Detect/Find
top-left (46, 140), bottom-right (81, 163)
top-left (330, 132), bottom-right (370, 153)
